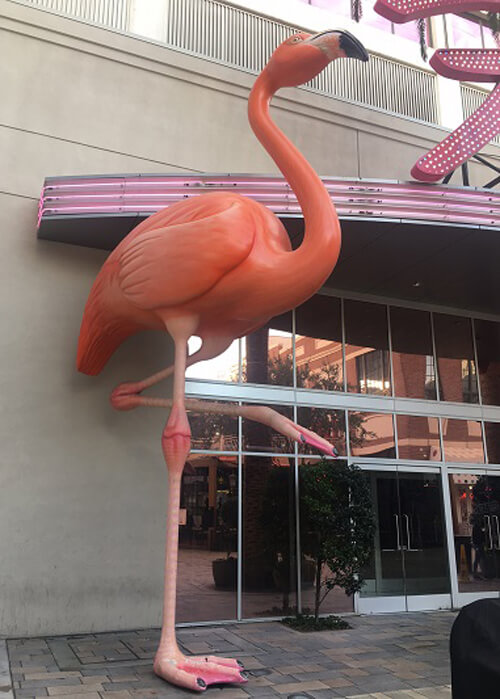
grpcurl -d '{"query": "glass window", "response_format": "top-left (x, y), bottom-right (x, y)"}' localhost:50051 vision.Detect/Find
top-left (390, 307), bottom-right (437, 400)
top-left (446, 14), bottom-right (483, 48)
top-left (298, 458), bottom-right (354, 615)
top-left (442, 418), bottom-right (484, 463)
top-left (242, 313), bottom-right (293, 387)
top-left (475, 319), bottom-right (500, 407)
top-left (393, 18), bottom-right (425, 40)
top-left (345, 300), bottom-right (391, 396)
top-left (190, 403), bottom-right (238, 451)
top-left (396, 415), bottom-right (441, 461)
top-left (242, 403), bottom-right (294, 454)
top-left (483, 22), bottom-right (499, 48)
top-left (448, 473), bottom-right (500, 592)
top-left (242, 455), bottom-right (297, 618)
top-left (295, 295), bottom-right (343, 391)
top-left (297, 407), bottom-right (347, 457)
top-left (349, 411), bottom-right (396, 458)
top-left (484, 422), bottom-right (500, 465)
top-left (433, 314), bottom-right (479, 404)
top-left (186, 337), bottom-right (239, 382)
top-left (178, 454), bottom-right (238, 622)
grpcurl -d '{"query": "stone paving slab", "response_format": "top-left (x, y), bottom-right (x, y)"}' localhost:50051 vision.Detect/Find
top-left (6, 611), bottom-right (456, 698)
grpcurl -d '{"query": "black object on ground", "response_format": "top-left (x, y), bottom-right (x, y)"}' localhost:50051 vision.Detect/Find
top-left (450, 598), bottom-right (500, 698)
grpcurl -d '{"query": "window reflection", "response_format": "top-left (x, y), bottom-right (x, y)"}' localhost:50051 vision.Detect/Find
top-left (445, 13), bottom-right (484, 49)
top-left (484, 423), bottom-right (500, 465)
top-left (297, 407), bottom-right (346, 457)
top-left (242, 403), bottom-right (294, 454)
top-left (243, 313), bottom-right (293, 387)
top-left (475, 319), bottom-right (500, 407)
top-left (297, 0), bottom-right (417, 42)
top-left (448, 473), bottom-right (500, 592)
top-left (442, 418), bottom-right (484, 463)
top-left (242, 455), bottom-right (297, 618)
top-left (190, 403), bottom-right (238, 451)
top-left (295, 295), bottom-right (343, 391)
top-left (434, 314), bottom-right (478, 404)
top-left (349, 411), bottom-right (396, 458)
top-left (177, 454), bottom-right (238, 623)
top-left (390, 307), bottom-right (436, 400)
top-left (186, 336), bottom-right (239, 382)
top-left (396, 415), bottom-right (441, 461)
top-left (344, 300), bottom-right (392, 396)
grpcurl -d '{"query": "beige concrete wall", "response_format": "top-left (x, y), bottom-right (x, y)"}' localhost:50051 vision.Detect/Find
top-left (0, 0), bottom-right (498, 636)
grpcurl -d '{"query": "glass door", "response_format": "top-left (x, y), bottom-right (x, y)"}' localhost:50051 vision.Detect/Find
top-left (449, 471), bottom-right (500, 603)
top-left (358, 468), bottom-right (451, 613)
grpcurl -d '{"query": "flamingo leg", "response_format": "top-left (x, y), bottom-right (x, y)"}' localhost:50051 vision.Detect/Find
top-left (111, 335), bottom-right (233, 401)
top-left (151, 318), bottom-right (247, 692)
top-left (112, 394), bottom-right (338, 457)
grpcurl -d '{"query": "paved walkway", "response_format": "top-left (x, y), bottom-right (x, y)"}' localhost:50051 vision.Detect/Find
top-left (5, 611), bottom-right (456, 699)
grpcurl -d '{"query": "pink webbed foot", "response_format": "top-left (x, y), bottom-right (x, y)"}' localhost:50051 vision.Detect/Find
top-left (154, 651), bottom-right (247, 692)
top-left (279, 415), bottom-right (339, 457)
top-left (244, 406), bottom-right (339, 457)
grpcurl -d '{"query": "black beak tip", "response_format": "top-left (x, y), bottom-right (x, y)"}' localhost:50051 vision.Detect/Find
top-left (339, 31), bottom-right (369, 62)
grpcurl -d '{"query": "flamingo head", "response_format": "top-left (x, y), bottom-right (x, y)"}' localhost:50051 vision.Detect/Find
top-left (263, 30), bottom-right (368, 90)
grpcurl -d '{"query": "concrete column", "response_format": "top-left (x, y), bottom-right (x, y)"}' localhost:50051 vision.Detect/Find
top-left (129, 0), bottom-right (169, 43)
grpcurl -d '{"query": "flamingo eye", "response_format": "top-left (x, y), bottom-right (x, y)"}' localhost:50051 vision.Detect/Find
top-left (289, 36), bottom-right (302, 44)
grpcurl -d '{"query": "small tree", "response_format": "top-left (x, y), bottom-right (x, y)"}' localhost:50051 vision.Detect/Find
top-left (300, 459), bottom-right (375, 622)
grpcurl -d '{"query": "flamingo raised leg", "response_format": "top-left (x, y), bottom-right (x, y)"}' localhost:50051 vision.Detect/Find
top-left (77, 29), bottom-right (368, 692)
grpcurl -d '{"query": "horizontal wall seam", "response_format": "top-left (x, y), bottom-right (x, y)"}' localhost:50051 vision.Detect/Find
top-left (0, 122), bottom-right (204, 176)
top-left (0, 189), bottom-right (37, 201)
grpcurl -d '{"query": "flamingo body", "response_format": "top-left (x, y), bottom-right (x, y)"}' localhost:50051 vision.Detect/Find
top-left (77, 191), bottom-right (294, 375)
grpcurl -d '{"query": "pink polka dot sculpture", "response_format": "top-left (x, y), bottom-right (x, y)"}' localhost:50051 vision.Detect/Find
top-left (375, 0), bottom-right (500, 182)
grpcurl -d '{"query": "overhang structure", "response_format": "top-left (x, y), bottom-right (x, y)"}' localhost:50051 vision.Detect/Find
top-left (38, 174), bottom-right (500, 316)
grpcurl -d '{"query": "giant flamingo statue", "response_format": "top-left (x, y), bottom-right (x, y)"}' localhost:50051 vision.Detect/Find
top-left (77, 29), bottom-right (368, 692)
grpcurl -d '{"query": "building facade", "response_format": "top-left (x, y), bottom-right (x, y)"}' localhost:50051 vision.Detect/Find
top-left (1, 0), bottom-right (500, 636)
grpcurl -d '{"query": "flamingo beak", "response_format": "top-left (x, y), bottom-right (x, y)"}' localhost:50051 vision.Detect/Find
top-left (308, 30), bottom-right (369, 63)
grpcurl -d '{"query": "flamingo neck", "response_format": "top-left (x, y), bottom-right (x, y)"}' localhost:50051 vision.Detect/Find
top-left (248, 72), bottom-right (341, 300)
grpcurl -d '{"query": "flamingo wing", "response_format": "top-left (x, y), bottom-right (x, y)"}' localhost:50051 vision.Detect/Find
top-left (117, 197), bottom-right (256, 311)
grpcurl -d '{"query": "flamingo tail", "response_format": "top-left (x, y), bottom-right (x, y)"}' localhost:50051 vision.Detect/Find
top-left (77, 271), bottom-right (140, 376)
top-left (77, 312), bottom-right (139, 376)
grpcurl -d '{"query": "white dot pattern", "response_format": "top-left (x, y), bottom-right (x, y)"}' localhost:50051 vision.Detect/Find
top-left (412, 83), bottom-right (500, 182)
top-left (432, 49), bottom-right (500, 81)
top-left (375, 0), bottom-right (500, 22)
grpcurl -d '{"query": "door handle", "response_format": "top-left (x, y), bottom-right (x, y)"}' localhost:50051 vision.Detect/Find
top-left (484, 515), bottom-right (493, 550)
top-left (395, 514), bottom-right (401, 551)
top-left (403, 514), bottom-right (410, 551)
top-left (493, 515), bottom-right (500, 550)
top-left (403, 513), bottom-right (419, 551)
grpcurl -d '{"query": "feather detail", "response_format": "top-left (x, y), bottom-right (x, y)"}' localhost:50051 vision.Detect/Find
top-left (77, 267), bottom-right (141, 375)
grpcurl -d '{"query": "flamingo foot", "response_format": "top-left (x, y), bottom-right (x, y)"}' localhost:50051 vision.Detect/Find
top-left (153, 650), bottom-right (247, 692)
top-left (297, 424), bottom-right (339, 457)
top-left (280, 416), bottom-right (339, 457)
top-left (110, 382), bottom-right (143, 411)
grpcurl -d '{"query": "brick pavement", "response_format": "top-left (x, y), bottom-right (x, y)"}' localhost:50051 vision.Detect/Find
top-left (5, 611), bottom-right (456, 699)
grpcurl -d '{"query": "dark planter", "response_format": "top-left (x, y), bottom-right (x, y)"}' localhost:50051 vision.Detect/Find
top-left (212, 556), bottom-right (237, 589)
